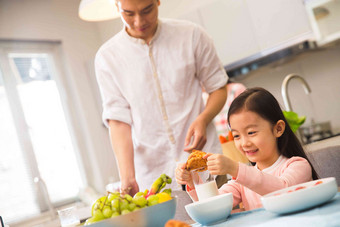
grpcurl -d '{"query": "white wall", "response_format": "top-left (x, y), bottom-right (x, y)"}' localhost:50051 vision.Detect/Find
top-left (92, 0), bottom-right (214, 43)
top-left (0, 0), bottom-right (118, 193)
top-left (236, 43), bottom-right (340, 135)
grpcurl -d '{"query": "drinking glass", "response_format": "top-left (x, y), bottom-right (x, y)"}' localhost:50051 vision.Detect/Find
top-left (191, 170), bottom-right (219, 201)
top-left (57, 206), bottom-right (80, 227)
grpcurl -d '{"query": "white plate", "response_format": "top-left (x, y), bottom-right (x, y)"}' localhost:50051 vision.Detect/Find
top-left (261, 177), bottom-right (338, 214)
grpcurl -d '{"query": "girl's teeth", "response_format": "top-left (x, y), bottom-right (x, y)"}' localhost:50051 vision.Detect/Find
top-left (246, 149), bottom-right (257, 154)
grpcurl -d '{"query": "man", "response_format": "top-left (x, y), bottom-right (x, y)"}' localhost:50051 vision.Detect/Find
top-left (95, 0), bottom-right (228, 196)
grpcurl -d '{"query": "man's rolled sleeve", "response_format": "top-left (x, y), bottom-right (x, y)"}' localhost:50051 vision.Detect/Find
top-left (95, 56), bottom-right (132, 128)
top-left (102, 104), bottom-right (132, 128)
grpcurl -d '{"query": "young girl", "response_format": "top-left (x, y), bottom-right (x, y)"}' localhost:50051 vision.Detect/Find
top-left (175, 87), bottom-right (318, 211)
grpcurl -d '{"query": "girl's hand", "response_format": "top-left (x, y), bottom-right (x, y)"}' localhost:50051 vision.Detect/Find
top-left (175, 163), bottom-right (194, 189)
top-left (205, 153), bottom-right (239, 177)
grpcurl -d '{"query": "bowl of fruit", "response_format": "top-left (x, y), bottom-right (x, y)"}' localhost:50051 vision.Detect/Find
top-left (84, 174), bottom-right (177, 227)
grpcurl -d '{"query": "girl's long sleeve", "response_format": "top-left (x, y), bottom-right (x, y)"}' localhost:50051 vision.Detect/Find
top-left (218, 156), bottom-right (313, 210)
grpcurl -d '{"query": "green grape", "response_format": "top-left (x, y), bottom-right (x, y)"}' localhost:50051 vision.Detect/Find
top-left (132, 196), bottom-right (147, 207)
top-left (147, 195), bottom-right (158, 202)
top-left (84, 217), bottom-right (97, 225)
top-left (147, 195), bottom-right (159, 206)
top-left (121, 209), bottom-right (131, 215)
top-left (108, 192), bottom-right (120, 202)
top-left (91, 196), bottom-right (106, 216)
top-left (111, 207), bottom-right (119, 214)
top-left (111, 198), bottom-right (120, 212)
top-left (104, 199), bottom-right (111, 206)
top-left (102, 206), bottom-right (113, 218)
top-left (93, 209), bottom-right (105, 221)
top-left (134, 191), bottom-right (144, 198)
top-left (128, 203), bottom-right (136, 211)
top-left (120, 199), bottom-right (129, 211)
top-left (93, 202), bottom-right (102, 210)
top-left (162, 188), bottom-right (172, 196)
top-left (124, 194), bottom-right (133, 202)
top-left (148, 200), bottom-right (159, 206)
top-left (111, 211), bottom-right (120, 218)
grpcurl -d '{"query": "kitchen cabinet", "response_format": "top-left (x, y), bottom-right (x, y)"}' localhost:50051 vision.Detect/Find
top-left (175, 0), bottom-right (260, 66)
top-left (246, 0), bottom-right (314, 53)
top-left (305, 0), bottom-right (340, 46)
top-left (195, 0), bottom-right (261, 67)
top-left (170, 0), bottom-right (314, 67)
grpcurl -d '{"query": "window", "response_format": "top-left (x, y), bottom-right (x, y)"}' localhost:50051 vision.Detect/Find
top-left (0, 41), bottom-right (85, 223)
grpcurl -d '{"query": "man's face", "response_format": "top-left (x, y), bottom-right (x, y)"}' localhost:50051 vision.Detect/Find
top-left (117, 0), bottom-right (160, 42)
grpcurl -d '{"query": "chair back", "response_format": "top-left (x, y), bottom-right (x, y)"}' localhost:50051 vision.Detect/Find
top-left (306, 145), bottom-right (340, 185)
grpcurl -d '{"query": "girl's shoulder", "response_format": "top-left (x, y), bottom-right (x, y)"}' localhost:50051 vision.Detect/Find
top-left (285, 156), bottom-right (309, 162)
top-left (281, 156), bottom-right (311, 169)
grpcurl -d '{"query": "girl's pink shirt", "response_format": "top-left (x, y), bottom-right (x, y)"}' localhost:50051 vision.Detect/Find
top-left (187, 156), bottom-right (313, 211)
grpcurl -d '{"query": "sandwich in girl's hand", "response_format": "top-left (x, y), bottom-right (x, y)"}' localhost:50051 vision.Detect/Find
top-left (186, 150), bottom-right (207, 172)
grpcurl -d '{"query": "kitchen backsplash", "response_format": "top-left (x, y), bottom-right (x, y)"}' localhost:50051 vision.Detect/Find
top-left (235, 41), bottom-right (340, 136)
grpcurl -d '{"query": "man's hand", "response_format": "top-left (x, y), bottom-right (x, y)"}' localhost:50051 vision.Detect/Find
top-left (184, 117), bottom-right (207, 151)
top-left (184, 85), bottom-right (227, 152)
top-left (120, 178), bottom-right (139, 196)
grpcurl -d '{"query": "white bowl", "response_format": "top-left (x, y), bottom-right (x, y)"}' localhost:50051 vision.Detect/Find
top-left (88, 197), bottom-right (177, 227)
top-left (185, 193), bottom-right (233, 225)
top-left (261, 177), bottom-right (338, 214)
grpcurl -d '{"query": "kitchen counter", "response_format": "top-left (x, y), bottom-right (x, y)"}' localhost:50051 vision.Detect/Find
top-left (304, 135), bottom-right (340, 153)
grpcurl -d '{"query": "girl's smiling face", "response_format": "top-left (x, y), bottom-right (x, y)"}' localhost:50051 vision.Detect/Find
top-left (229, 110), bottom-right (284, 170)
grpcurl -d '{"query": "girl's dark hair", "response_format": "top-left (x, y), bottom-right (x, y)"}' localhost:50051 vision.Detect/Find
top-left (227, 87), bottom-right (318, 180)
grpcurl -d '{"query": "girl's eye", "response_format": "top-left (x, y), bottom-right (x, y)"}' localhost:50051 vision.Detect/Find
top-left (233, 134), bottom-right (240, 139)
top-left (248, 131), bottom-right (257, 135)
